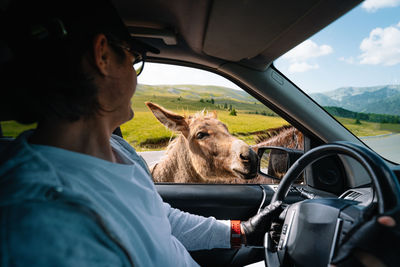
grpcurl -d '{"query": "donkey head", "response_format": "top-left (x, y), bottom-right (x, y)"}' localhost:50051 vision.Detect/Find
top-left (145, 102), bottom-right (258, 181)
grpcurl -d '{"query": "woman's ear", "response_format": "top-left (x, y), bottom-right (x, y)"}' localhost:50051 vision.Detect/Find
top-left (92, 33), bottom-right (110, 76)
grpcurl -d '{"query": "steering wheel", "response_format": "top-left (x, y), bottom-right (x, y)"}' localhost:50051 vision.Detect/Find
top-left (264, 142), bottom-right (400, 267)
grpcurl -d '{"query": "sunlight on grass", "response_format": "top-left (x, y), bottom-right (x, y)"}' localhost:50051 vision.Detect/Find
top-left (338, 118), bottom-right (400, 137)
top-left (121, 111), bottom-right (176, 150)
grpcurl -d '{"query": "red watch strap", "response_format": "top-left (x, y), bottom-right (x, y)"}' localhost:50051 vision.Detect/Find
top-left (231, 220), bottom-right (242, 248)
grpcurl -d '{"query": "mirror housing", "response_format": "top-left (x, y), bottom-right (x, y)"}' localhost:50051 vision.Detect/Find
top-left (257, 146), bottom-right (303, 182)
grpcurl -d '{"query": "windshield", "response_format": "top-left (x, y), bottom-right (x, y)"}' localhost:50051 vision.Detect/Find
top-left (274, 0), bottom-right (400, 164)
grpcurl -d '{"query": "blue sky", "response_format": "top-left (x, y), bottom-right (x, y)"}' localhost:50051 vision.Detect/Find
top-left (275, 0), bottom-right (400, 93)
top-left (138, 0), bottom-right (400, 94)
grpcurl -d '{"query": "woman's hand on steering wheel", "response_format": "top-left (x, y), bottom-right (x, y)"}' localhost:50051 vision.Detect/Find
top-left (241, 201), bottom-right (283, 246)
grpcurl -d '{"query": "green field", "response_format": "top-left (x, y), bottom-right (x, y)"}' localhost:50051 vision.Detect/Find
top-left (2, 84), bottom-right (400, 151)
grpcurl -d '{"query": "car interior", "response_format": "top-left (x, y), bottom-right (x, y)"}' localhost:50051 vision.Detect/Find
top-left (1, 0), bottom-right (400, 266)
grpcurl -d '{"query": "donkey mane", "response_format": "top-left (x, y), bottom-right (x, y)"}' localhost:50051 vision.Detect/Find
top-left (252, 125), bottom-right (304, 152)
top-left (255, 125), bottom-right (294, 144)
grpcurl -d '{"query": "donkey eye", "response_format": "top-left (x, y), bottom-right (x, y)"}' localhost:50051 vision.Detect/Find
top-left (196, 132), bottom-right (209, 140)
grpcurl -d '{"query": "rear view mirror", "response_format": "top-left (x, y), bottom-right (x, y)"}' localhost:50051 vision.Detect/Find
top-left (257, 146), bottom-right (303, 182)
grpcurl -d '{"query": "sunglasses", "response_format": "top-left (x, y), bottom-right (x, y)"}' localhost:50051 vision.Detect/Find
top-left (109, 41), bottom-right (145, 76)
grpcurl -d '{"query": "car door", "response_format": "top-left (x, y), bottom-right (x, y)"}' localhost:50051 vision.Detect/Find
top-left (157, 183), bottom-right (304, 266)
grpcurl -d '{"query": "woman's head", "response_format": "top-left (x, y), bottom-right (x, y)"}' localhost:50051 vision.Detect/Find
top-left (1, 0), bottom-right (155, 125)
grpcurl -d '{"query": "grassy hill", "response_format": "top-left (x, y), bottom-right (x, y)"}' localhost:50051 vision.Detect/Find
top-left (133, 84), bottom-right (275, 114)
top-left (135, 84), bottom-right (256, 103)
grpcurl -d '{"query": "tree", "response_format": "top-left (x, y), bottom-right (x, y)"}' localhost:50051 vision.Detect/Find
top-left (229, 104), bottom-right (232, 111)
top-left (229, 108), bottom-right (237, 116)
top-left (200, 98), bottom-right (204, 103)
top-left (211, 98), bottom-right (215, 104)
top-left (224, 103), bottom-right (228, 109)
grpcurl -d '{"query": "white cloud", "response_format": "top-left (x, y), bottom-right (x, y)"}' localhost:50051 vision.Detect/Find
top-left (339, 56), bottom-right (355, 64)
top-left (362, 0), bottom-right (400, 12)
top-left (282, 40), bottom-right (332, 73)
top-left (283, 40), bottom-right (333, 62)
top-left (359, 22), bottom-right (400, 66)
top-left (288, 62), bottom-right (319, 73)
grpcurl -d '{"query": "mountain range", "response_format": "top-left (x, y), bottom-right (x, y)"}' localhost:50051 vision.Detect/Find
top-left (310, 85), bottom-right (400, 116)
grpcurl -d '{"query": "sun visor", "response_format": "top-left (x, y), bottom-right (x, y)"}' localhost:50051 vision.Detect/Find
top-left (129, 37), bottom-right (160, 55)
top-left (202, 0), bottom-right (319, 62)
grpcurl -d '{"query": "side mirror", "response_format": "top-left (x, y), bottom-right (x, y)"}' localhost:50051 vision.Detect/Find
top-left (257, 146), bottom-right (304, 182)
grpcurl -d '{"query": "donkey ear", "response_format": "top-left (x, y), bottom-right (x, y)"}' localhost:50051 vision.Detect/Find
top-left (145, 102), bottom-right (189, 137)
top-left (212, 110), bottom-right (218, 119)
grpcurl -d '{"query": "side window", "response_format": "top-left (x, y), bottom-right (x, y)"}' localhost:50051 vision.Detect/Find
top-left (1, 121), bottom-right (36, 138)
top-left (123, 63), bottom-right (304, 184)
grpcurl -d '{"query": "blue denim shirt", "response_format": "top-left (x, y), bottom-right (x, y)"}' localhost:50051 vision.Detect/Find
top-left (0, 131), bottom-right (230, 266)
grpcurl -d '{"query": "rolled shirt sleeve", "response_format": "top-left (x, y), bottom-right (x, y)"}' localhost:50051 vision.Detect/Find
top-left (163, 202), bottom-right (231, 251)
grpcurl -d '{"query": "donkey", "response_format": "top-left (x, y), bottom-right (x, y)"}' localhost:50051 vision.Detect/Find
top-left (145, 102), bottom-right (258, 183)
top-left (252, 125), bottom-right (303, 153)
top-left (252, 125), bottom-right (303, 183)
